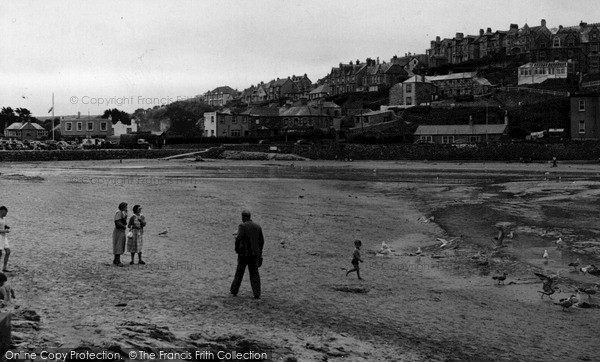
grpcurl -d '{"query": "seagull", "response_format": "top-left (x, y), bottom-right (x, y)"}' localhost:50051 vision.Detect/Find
top-left (280, 240), bottom-right (286, 248)
top-left (506, 231), bottom-right (514, 239)
top-left (575, 285), bottom-right (598, 301)
top-left (492, 272), bottom-right (507, 285)
top-left (580, 265), bottom-right (595, 274)
top-left (568, 258), bottom-right (580, 272)
top-left (556, 237), bottom-right (563, 249)
top-left (158, 228), bottom-right (169, 236)
top-left (416, 247), bottom-right (422, 255)
top-left (555, 295), bottom-right (578, 312)
top-left (437, 238), bottom-right (451, 248)
top-left (587, 265), bottom-right (600, 277)
top-left (543, 249), bottom-right (549, 264)
top-left (535, 272), bottom-right (559, 299)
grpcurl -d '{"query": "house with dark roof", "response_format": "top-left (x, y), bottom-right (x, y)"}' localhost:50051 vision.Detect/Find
top-left (203, 111), bottom-right (251, 138)
top-left (414, 122), bottom-right (508, 144)
top-left (362, 58), bottom-right (408, 92)
top-left (263, 78), bottom-right (298, 101)
top-left (4, 121), bottom-right (48, 140)
top-left (327, 60), bottom-right (368, 95)
top-left (203, 86), bottom-right (239, 106)
top-left (308, 84), bottom-right (330, 101)
top-left (59, 115), bottom-right (112, 139)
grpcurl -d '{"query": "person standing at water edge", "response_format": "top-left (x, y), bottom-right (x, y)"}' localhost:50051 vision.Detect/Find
top-left (230, 209), bottom-right (264, 299)
top-left (0, 207), bottom-right (11, 273)
top-left (346, 240), bottom-right (364, 280)
top-left (112, 202), bottom-right (128, 266)
top-left (127, 205), bottom-right (147, 265)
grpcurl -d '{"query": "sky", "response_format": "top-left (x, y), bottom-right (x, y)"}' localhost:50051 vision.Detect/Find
top-left (0, 0), bottom-right (598, 116)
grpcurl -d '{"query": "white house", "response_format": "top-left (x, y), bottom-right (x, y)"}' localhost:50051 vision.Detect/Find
top-left (112, 119), bottom-right (138, 137)
top-left (518, 62), bottom-right (568, 85)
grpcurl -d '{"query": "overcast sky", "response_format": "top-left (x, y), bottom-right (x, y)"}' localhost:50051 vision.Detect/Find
top-left (0, 0), bottom-right (596, 116)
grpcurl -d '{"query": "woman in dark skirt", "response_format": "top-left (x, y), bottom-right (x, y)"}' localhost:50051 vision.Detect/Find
top-left (112, 202), bottom-right (128, 266)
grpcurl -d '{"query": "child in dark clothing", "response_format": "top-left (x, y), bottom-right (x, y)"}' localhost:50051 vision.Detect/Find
top-left (345, 240), bottom-right (364, 280)
top-left (0, 272), bottom-right (15, 306)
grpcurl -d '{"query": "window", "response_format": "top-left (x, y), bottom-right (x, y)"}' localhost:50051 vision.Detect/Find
top-left (100, 122), bottom-right (107, 131)
top-left (419, 136), bottom-right (432, 142)
top-left (219, 118), bottom-right (224, 123)
top-left (211, 130), bottom-right (215, 136)
top-left (442, 136), bottom-right (454, 144)
top-left (553, 37), bottom-right (560, 47)
top-left (579, 100), bottom-right (586, 111)
top-left (87, 122), bottom-right (93, 131)
top-left (66, 122), bottom-right (72, 131)
top-left (406, 97), bottom-right (412, 105)
top-left (467, 135), bottom-right (481, 143)
top-left (126, 128), bottom-right (132, 134)
top-left (232, 116), bottom-right (237, 124)
top-left (231, 129), bottom-right (241, 137)
top-left (406, 84), bottom-right (412, 93)
top-left (579, 120), bottom-right (585, 134)
top-left (592, 44), bottom-right (599, 55)
top-left (77, 122), bottom-right (82, 131)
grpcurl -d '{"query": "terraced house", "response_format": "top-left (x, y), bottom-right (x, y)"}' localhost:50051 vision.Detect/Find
top-left (427, 19), bottom-right (600, 74)
top-left (327, 60), bottom-right (367, 95)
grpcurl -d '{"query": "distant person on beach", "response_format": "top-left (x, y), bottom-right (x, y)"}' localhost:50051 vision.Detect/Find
top-left (346, 239), bottom-right (364, 280)
top-left (0, 272), bottom-right (15, 305)
top-left (127, 205), bottom-right (147, 265)
top-left (0, 206), bottom-right (11, 273)
top-left (230, 209), bottom-right (264, 299)
top-left (112, 202), bottom-right (128, 267)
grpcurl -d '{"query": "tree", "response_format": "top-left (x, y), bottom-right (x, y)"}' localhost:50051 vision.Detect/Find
top-left (101, 108), bottom-right (131, 125)
top-left (0, 107), bottom-right (18, 134)
top-left (14, 107), bottom-right (32, 121)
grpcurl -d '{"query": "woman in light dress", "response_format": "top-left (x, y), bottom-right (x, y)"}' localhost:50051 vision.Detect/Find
top-left (127, 205), bottom-right (147, 265)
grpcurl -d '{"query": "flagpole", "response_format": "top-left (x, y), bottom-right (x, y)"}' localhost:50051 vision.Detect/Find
top-left (52, 93), bottom-right (55, 140)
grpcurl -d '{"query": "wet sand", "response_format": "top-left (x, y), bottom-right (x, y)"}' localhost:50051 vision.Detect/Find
top-left (1, 159), bottom-right (600, 361)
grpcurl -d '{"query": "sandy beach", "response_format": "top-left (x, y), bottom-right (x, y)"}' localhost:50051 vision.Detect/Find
top-left (2, 158), bottom-right (600, 361)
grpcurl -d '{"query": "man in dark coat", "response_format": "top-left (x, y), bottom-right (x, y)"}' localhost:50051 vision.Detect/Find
top-left (230, 209), bottom-right (265, 299)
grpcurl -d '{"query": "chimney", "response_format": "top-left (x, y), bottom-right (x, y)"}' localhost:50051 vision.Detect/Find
top-left (468, 115), bottom-right (473, 127)
top-left (580, 21), bottom-right (588, 27)
top-left (356, 59), bottom-right (360, 65)
top-left (487, 27), bottom-right (492, 33)
top-left (480, 29), bottom-right (484, 36)
top-left (339, 62), bottom-right (342, 68)
top-left (436, 36), bottom-right (440, 42)
top-left (456, 32), bottom-right (464, 40)
top-left (377, 57), bottom-right (380, 64)
top-left (541, 19), bottom-right (546, 27)
top-left (504, 110), bottom-right (509, 126)
top-left (559, 25), bottom-right (563, 30)
top-left (77, 112), bottom-right (81, 119)
top-left (510, 24), bottom-right (518, 30)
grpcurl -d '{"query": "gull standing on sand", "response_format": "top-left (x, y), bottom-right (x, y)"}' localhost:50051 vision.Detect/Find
top-left (543, 250), bottom-right (549, 265)
top-left (158, 227), bottom-right (169, 236)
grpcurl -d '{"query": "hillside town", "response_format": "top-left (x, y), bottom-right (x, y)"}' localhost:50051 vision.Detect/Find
top-left (3, 18), bottom-right (600, 149)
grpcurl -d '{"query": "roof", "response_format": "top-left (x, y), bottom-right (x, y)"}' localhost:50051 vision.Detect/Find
top-left (427, 72), bottom-right (478, 82)
top-left (414, 124), bottom-right (507, 136)
top-left (309, 84), bottom-right (330, 94)
top-left (279, 106), bottom-right (329, 117)
top-left (403, 75), bottom-right (432, 84)
top-left (356, 110), bottom-right (393, 117)
top-left (209, 86), bottom-right (237, 95)
top-left (240, 107), bottom-right (279, 117)
top-left (6, 121), bottom-right (46, 130)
